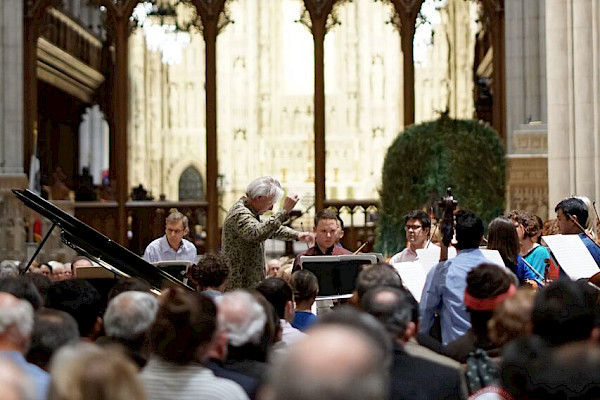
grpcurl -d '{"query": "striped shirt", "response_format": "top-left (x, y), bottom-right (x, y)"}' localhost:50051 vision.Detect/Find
top-left (140, 357), bottom-right (249, 400)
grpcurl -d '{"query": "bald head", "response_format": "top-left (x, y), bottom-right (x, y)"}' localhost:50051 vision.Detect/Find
top-left (265, 325), bottom-right (388, 400)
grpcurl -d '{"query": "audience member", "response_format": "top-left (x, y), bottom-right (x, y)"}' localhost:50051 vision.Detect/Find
top-left (24, 273), bottom-right (52, 307)
top-left (98, 291), bottom-right (158, 367)
top-left (290, 270), bottom-right (318, 332)
top-left (107, 277), bottom-right (152, 301)
top-left (420, 210), bottom-right (489, 345)
top-left (218, 290), bottom-right (268, 382)
top-left (47, 279), bottom-right (103, 340)
top-left (532, 279), bottom-right (598, 347)
top-left (265, 259), bottom-right (281, 278)
top-left (361, 286), bottom-right (464, 399)
top-left (0, 276), bottom-right (43, 310)
top-left (70, 256), bottom-right (93, 279)
top-left (48, 342), bottom-right (145, 400)
top-left (255, 277), bottom-right (304, 349)
top-left (0, 261), bottom-right (19, 278)
top-left (140, 288), bottom-right (248, 400)
top-left (264, 315), bottom-right (388, 400)
top-left (47, 261), bottom-right (67, 282)
top-left (187, 253), bottom-right (229, 302)
top-left (488, 288), bottom-right (535, 348)
top-left (26, 308), bottom-right (79, 371)
top-left (352, 262), bottom-right (402, 306)
top-left (38, 263), bottom-right (52, 279)
top-left (443, 263), bottom-right (515, 362)
top-left (0, 292), bottom-right (49, 400)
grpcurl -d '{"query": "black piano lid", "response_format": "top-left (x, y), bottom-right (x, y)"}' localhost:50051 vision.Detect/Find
top-left (13, 189), bottom-right (193, 292)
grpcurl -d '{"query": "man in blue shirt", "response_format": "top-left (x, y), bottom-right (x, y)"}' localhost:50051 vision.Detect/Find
top-left (419, 210), bottom-right (490, 346)
top-left (555, 197), bottom-right (600, 266)
top-left (143, 209), bottom-right (197, 263)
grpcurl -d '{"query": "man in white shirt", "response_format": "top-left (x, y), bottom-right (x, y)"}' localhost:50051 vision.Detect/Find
top-left (143, 209), bottom-right (197, 263)
top-left (390, 210), bottom-right (436, 263)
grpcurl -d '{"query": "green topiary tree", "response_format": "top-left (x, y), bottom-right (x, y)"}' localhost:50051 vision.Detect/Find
top-left (376, 114), bottom-right (505, 256)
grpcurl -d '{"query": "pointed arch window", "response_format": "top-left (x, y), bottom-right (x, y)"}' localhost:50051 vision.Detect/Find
top-left (178, 166), bottom-right (204, 200)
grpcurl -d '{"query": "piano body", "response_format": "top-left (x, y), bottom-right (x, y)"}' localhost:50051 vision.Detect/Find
top-left (14, 189), bottom-right (193, 293)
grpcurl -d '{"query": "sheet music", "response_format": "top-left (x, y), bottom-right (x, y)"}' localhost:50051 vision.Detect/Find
top-left (542, 234), bottom-right (600, 280)
top-left (393, 261), bottom-right (427, 302)
top-left (416, 247), bottom-right (457, 274)
top-left (479, 249), bottom-right (506, 268)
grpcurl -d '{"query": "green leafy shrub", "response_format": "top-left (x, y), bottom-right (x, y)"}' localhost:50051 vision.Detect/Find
top-left (376, 114), bottom-right (505, 256)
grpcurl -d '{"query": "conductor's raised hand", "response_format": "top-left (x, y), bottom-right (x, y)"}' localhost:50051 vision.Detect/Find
top-left (283, 193), bottom-right (299, 214)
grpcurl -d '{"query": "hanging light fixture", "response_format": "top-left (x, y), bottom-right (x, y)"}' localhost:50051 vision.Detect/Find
top-left (131, 0), bottom-right (201, 65)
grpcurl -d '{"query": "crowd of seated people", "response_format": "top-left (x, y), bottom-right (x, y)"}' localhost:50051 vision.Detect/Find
top-left (3, 197), bottom-right (600, 400)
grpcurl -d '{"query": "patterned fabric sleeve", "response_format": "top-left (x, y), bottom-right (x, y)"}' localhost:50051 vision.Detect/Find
top-left (233, 209), bottom-right (289, 243)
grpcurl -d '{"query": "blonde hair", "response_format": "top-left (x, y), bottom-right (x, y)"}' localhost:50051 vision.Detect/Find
top-left (575, 196), bottom-right (598, 240)
top-left (166, 208), bottom-right (188, 229)
top-left (488, 288), bottom-right (536, 347)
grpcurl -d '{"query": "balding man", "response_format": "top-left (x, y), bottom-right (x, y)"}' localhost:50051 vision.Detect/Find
top-left (264, 323), bottom-right (388, 400)
top-left (0, 293), bottom-right (49, 400)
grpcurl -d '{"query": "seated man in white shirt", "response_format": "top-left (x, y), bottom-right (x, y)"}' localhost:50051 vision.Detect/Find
top-left (143, 209), bottom-right (197, 263)
top-left (390, 210), bottom-right (436, 263)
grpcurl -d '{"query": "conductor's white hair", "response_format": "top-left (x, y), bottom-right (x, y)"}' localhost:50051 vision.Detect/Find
top-left (0, 298), bottom-right (33, 338)
top-left (246, 177), bottom-right (284, 203)
top-left (219, 291), bottom-right (266, 347)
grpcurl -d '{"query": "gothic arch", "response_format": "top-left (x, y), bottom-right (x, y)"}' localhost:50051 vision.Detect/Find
top-left (178, 165), bottom-right (204, 201)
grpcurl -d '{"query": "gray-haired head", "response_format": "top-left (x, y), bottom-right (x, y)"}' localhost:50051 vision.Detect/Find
top-left (0, 293), bottom-right (34, 339)
top-left (0, 261), bottom-right (19, 279)
top-left (103, 291), bottom-right (158, 341)
top-left (165, 208), bottom-right (189, 229)
top-left (246, 176), bottom-right (284, 203)
top-left (219, 290), bottom-right (266, 347)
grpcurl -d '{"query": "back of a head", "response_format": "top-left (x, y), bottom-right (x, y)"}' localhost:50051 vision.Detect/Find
top-left (265, 322), bottom-right (388, 400)
top-left (0, 293), bottom-right (34, 342)
top-left (555, 197), bottom-right (588, 226)
top-left (49, 343), bottom-right (145, 400)
top-left (104, 291), bottom-right (158, 341)
top-left (0, 276), bottom-right (44, 310)
top-left (255, 277), bottom-right (293, 320)
top-left (360, 286), bottom-right (413, 340)
top-left (291, 270), bottom-right (319, 303)
top-left (246, 176), bottom-right (283, 202)
top-left (24, 273), bottom-right (52, 307)
top-left (488, 288), bottom-right (536, 348)
top-left (487, 217), bottom-right (520, 265)
top-left (507, 210), bottom-right (541, 239)
top-left (150, 288), bottom-right (216, 364)
top-left (26, 308), bottom-right (79, 371)
top-left (355, 263), bottom-right (402, 300)
top-left (47, 279), bottom-right (102, 337)
top-left (455, 210), bottom-right (484, 250)
top-left (187, 253), bottom-right (229, 290)
top-left (107, 278), bottom-right (152, 301)
top-left (533, 279), bottom-right (596, 346)
top-left (220, 290), bottom-right (266, 348)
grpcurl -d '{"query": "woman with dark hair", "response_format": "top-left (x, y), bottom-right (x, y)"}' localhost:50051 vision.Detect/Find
top-left (139, 288), bottom-right (248, 400)
top-left (487, 217), bottom-right (539, 285)
top-left (290, 270), bottom-right (319, 332)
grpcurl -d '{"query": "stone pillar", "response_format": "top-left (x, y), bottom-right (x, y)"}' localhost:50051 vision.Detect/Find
top-left (0, 0), bottom-right (27, 260)
top-left (546, 0), bottom-right (573, 208)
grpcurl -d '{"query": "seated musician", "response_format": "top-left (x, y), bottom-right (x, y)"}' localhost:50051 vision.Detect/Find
top-left (142, 209), bottom-right (197, 264)
top-left (389, 210), bottom-right (437, 264)
top-left (507, 210), bottom-right (550, 279)
top-left (292, 209), bottom-right (351, 271)
top-left (555, 197), bottom-right (600, 266)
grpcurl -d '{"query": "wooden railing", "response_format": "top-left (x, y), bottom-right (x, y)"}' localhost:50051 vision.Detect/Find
top-left (323, 199), bottom-right (380, 253)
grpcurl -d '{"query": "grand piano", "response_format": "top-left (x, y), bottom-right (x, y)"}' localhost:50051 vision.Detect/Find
top-left (14, 189), bottom-right (193, 292)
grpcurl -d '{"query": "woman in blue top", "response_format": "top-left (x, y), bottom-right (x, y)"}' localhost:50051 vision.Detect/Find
top-left (290, 270), bottom-right (319, 332)
top-left (487, 217), bottom-right (540, 285)
top-left (508, 210), bottom-right (550, 280)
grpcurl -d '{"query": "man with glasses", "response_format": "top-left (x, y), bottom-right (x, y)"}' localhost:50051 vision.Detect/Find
top-left (390, 210), bottom-right (435, 264)
top-left (143, 209), bottom-right (197, 263)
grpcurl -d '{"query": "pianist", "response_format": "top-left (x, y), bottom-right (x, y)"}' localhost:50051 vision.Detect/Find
top-left (143, 209), bottom-right (197, 264)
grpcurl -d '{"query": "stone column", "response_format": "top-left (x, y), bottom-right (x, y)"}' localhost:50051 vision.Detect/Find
top-left (0, 0), bottom-right (27, 260)
top-left (546, 0), bottom-right (573, 208)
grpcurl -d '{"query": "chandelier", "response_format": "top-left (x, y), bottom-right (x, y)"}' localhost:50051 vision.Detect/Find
top-left (131, 0), bottom-right (201, 65)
